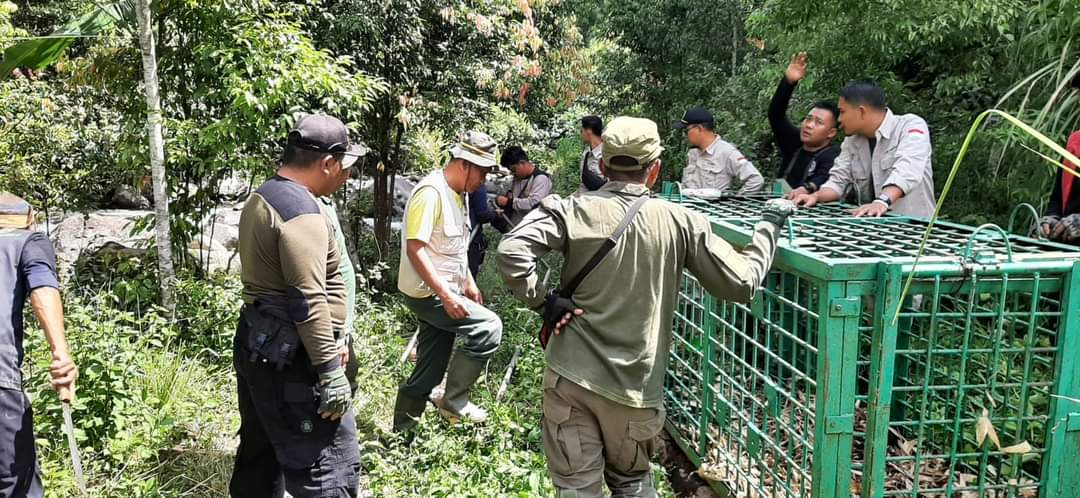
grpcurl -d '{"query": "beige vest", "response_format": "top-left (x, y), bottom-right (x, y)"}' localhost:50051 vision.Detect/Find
top-left (398, 171), bottom-right (471, 298)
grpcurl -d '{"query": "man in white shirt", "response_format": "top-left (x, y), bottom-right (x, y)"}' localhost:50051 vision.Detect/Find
top-left (578, 115), bottom-right (606, 193)
top-left (393, 131), bottom-right (504, 432)
top-left (674, 107), bottom-right (764, 195)
top-left (792, 80), bottom-right (937, 218)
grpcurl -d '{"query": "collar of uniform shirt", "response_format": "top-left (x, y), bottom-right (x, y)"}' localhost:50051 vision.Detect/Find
top-left (598, 181), bottom-right (651, 195)
top-left (590, 143), bottom-right (603, 158)
top-left (703, 136), bottom-right (723, 156)
top-left (874, 109), bottom-right (898, 141)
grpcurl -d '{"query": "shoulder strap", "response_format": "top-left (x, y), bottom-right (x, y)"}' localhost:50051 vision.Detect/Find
top-left (559, 195), bottom-right (650, 297)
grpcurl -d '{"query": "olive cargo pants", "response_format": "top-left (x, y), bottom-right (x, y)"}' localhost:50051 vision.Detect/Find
top-left (542, 368), bottom-right (665, 498)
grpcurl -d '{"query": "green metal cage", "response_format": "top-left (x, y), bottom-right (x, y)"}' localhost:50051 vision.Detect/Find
top-left (660, 186), bottom-right (1080, 498)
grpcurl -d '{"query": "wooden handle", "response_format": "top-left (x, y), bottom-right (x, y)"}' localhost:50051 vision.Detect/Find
top-left (57, 385), bottom-right (73, 403)
top-left (538, 324), bottom-right (552, 349)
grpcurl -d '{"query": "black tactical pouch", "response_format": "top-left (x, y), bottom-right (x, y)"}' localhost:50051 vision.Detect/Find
top-left (242, 303), bottom-right (302, 371)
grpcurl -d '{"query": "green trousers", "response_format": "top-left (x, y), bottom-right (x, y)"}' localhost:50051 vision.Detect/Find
top-left (398, 294), bottom-right (502, 401)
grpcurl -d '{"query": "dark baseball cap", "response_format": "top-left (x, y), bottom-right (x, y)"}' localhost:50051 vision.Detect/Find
top-left (672, 107), bottom-right (714, 129)
top-left (287, 114), bottom-right (369, 168)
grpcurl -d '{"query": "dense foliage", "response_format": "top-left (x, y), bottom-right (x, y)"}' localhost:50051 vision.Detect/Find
top-left (578, 0), bottom-right (1079, 225)
top-left (2, 0), bottom-right (1078, 495)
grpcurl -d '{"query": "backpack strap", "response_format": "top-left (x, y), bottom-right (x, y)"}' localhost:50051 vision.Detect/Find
top-left (558, 195), bottom-right (649, 297)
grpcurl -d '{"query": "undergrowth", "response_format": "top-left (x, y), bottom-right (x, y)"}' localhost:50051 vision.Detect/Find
top-left (23, 241), bottom-right (676, 497)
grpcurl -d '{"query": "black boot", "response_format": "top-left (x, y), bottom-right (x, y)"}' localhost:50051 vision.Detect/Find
top-left (392, 390), bottom-right (428, 432)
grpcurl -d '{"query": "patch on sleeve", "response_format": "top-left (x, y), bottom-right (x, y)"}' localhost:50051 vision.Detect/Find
top-left (907, 129), bottom-right (925, 135)
top-left (286, 286), bottom-right (311, 322)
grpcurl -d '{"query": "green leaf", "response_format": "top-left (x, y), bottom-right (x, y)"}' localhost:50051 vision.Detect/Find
top-left (0, 1), bottom-right (133, 77)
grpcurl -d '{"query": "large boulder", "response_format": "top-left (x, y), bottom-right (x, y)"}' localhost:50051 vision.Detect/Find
top-left (51, 210), bottom-right (155, 278)
top-left (110, 185), bottom-right (152, 210)
top-left (50, 201), bottom-right (247, 279)
top-left (350, 176), bottom-right (416, 219)
top-left (191, 202), bottom-right (244, 274)
top-left (484, 175), bottom-right (513, 197)
top-left (217, 173), bottom-right (254, 202)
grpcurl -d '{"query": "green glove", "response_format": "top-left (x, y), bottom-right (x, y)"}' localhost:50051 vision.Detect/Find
top-left (317, 366), bottom-right (352, 415)
top-left (761, 198), bottom-right (797, 227)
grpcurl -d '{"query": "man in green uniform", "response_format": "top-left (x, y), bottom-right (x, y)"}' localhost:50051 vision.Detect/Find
top-left (320, 180), bottom-right (366, 393)
top-left (231, 114), bottom-right (363, 497)
top-left (497, 117), bottom-right (794, 497)
top-left (393, 131), bottom-right (504, 431)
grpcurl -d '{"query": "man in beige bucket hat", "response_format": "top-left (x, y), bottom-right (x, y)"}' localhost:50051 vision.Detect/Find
top-left (497, 117), bottom-right (795, 497)
top-left (393, 131), bottom-right (504, 432)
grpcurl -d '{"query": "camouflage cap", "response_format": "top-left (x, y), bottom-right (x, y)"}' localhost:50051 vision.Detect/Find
top-left (601, 117), bottom-right (664, 171)
top-left (449, 130), bottom-right (500, 171)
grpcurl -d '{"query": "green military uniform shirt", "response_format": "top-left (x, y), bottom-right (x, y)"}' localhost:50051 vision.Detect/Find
top-left (321, 198), bottom-right (356, 336)
top-left (496, 182), bottom-right (780, 408)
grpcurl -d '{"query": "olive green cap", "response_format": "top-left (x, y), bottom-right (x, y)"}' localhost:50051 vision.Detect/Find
top-left (601, 116), bottom-right (664, 171)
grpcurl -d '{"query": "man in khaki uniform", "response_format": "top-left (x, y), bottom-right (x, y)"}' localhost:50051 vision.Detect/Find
top-left (792, 80), bottom-right (937, 217)
top-left (497, 117), bottom-right (794, 497)
top-left (675, 107), bottom-right (763, 195)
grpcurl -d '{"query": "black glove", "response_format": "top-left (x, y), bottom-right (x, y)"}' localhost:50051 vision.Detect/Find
top-left (535, 291), bottom-right (577, 349)
top-left (317, 366), bottom-right (352, 416)
top-left (537, 291), bottom-right (577, 327)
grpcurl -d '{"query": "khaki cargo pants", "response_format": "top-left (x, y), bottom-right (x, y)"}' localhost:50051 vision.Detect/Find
top-left (541, 368), bottom-right (665, 498)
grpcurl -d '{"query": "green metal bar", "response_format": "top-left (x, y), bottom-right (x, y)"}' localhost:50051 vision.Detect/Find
top-left (1040, 262), bottom-right (1080, 498)
top-left (811, 281), bottom-right (859, 497)
top-left (698, 291), bottom-right (717, 458)
top-left (1012, 274), bottom-right (1041, 492)
top-left (960, 223), bottom-right (1015, 262)
top-left (1008, 203), bottom-right (1044, 239)
top-left (941, 273), bottom-right (980, 495)
top-left (862, 264), bottom-right (903, 498)
top-left (976, 273), bottom-right (1011, 490)
top-left (910, 276), bottom-right (944, 495)
top-left (898, 260), bottom-right (1080, 277)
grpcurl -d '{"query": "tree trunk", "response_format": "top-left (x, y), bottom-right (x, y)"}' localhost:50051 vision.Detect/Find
top-left (373, 166), bottom-right (391, 258)
top-left (136, 0), bottom-right (176, 317)
top-left (731, 7), bottom-right (738, 74)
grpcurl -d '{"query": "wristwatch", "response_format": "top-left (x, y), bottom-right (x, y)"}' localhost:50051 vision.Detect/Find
top-left (873, 193), bottom-right (892, 207)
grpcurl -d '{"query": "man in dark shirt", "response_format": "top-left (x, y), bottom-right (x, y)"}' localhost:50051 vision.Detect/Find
top-left (496, 146), bottom-right (553, 228)
top-left (467, 184), bottom-right (496, 278)
top-left (578, 116), bottom-right (607, 193)
top-left (1041, 129), bottom-right (1080, 243)
top-left (232, 115), bottom-right (362, 497)
top-left (768, 52), bottom-right (840, 197)
top-left (0, 192), bottom-right (78, 497)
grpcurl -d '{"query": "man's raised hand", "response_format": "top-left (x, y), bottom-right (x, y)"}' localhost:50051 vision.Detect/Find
top-left (785, 52), bottom-right (808, 83)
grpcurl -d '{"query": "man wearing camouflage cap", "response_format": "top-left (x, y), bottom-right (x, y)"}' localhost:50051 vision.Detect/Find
top-left (497, 117), bottom-right (794, 497)
top-left (393, 131), bottom-right (504, 432)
